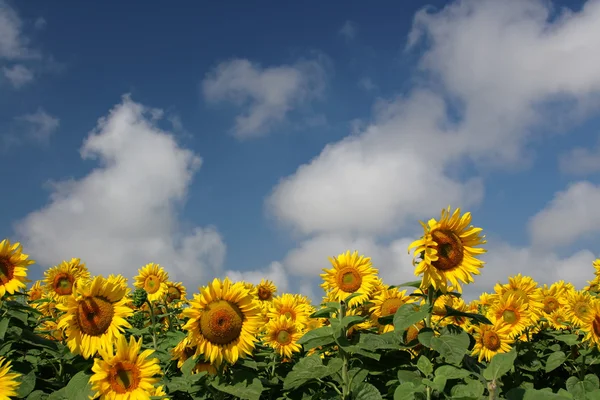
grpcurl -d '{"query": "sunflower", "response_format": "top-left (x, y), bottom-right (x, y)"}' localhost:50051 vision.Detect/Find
top-left (532, 281), bottom-right (570, 317)
top-left (471, 319), bottom-right (513, 362)
top-left (166, 281), bottom-right (187, 304)
top-left (264, 315), bottom-right (303, 359)
top-left (57, 275), bottom-right (133, 359)
top-left (320, 250), bottom-right (379, 307)
top-left (36, 320), bottom-right (65, 341)
top-left (408, 207), bottom-right (486, 293)
top-left (488, 294), bottom-right (532, 336)
top-left (90, 335), bottom-right (162, 399)
top-left (182, 278), bottom-right (262, 366)
top-left (255, 279), bottom-right (277, 302)
top-left (584, 276), bottom-right (600, 293)
top-left (28, 280), bottom-right (45, 302)
top-left (547, 310), bottom-right (570, 331)
top-left (565, 290), bottom-right (594, 328)
top-left (0, 239), bottom-right (34, 298)
top-left (370, 287), bottom-right (412, 333)
top-left (0, 356), bottom-right (20, 399)
top-left (594, 259), bottom-right (600, 277)
top-left (44, 258), bottom-right (90, 303)
top-left (37, 295), bottom-right (59, 319)
top-left (133, 263), bottom-right (169, 302)
top-left (267, 293), bottom-right (311, 328)
top-left (581, 300), bottom-right (600, 348)
top-left (437, 297), bottom-right (470, 328)
top-left (493, 275), bottom-right (543, 312)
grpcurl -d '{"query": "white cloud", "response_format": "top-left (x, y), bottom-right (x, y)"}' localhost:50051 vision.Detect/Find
top-left (225, 261), bottom-right (289, 293)
top-left (15, 108), bottom-right (59, 142)
top-left (559, 138), bottom-right (600, 175)
top-left (15, 95), bottom-right (226, 290)
top-left (0, 0), bottom-right (39, 60)
top-left (3, 64), bottom-right (33, 88)
top-left (339, 20), bottom-right (357, 40)
top-left (528, 181), bottom-right (600, 249)
top-left (358, 77), bottom-right (376, 92)
top-left (202, 57), bottom-right (326, 139)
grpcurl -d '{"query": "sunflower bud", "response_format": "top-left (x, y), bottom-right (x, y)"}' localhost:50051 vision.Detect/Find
top-left (132, 288), bottom-right (148, 308)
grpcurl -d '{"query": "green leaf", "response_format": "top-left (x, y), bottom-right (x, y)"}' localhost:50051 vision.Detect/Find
top-left (545, 351), bottom-right (567, 373)
top-left (350, 368), bottom-right (370, 391)
top-left (344, 292), bottom-right (363, 305)
top-left (397, 370), bottom-right (423, 386)
top-left (341, 315), bottom-right (367, 330)
top-left (16, 370), bottom-right (36, 398)
top-left (283, 355), bottom-right (343, 390)
top-left (432, 375), bottom-right (447, 393)
top-left (566, 376), bottom-right (586, 399)
top-left (417, 356), bottom-right (433, 377)
top-left (417, 329), bottom-right (434, 347)
top-left (310, 307), bottom-right (337, 318)
top-left (0, 317), bottom-right (8, 340)
top-left (396, 280), bottom-right (422, 289)
top-left (26, 391), bottom-right (48, 400)
top-left (297, 326), bottom-right (335, 350)
top-left (429, 331), bottom-right (470, 365)
top-left (394, 382), bottom-right (416, 400)
top-left (583, 374), bottom-right (600, 391)
top-left (450, 378), bottom-right (485, 399)
top-left (434, 365), bottom-right (471, 380)
top-left (47, 388), bottom-right (66, 400)
top-left (212, 371), bottom-right (264, 400)
top-left (555, 334), bottom-right (580, 346)
top-left (353, 382), bottom-right (383, 400)
top-left (181, 356), bottom-right (197, 376)
top-left (483, 348), bottom-right (517, 380)
top-left (393, 303), bottom-right (429, 335)
top-left (65, 371), bottom-right (93, 400)
top-left (443, 305), bottom-right (492, 325)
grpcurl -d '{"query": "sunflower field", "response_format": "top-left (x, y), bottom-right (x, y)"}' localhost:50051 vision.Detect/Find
top-left (1, 207), bottom-right (600, 400)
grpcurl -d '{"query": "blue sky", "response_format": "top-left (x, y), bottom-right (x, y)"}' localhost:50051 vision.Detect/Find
top-left (2, 0), bottom-right (600, 301)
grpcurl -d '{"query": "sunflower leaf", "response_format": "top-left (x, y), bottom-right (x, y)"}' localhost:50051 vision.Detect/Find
top-left (310, 307), bottom-right (337, 319)
top-left (396, 280), bottom-right (423, 289)
top-left (483, 347), bottom-right (517, 380)
top-left (443, 306), bottom-right (492, 325)
top-left (283, 354), bottom-right (342, 391)
top-left (393, 303), bottom-right (430, 336)
top-left (297, 326), bottom-right (335, 350)
top-left (429, 330), bottom-right (470, 366)
top-left (545, 351), bottom-right (567, 373)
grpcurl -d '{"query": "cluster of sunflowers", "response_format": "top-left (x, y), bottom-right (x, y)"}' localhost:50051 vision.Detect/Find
top-left (1, 206), bottom-right (599, 399)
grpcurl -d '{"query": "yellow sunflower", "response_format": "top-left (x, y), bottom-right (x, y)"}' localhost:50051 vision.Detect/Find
top-left (166, 281), bottom-right (187, 304)
top-left (264, 315), bottom-right (303, 359)
top-left (182, 278), bottom-right (262, 366)
top-left (57, 275), bottom-right (133, 359)
top-left (408, 207), bottom-right (486, 293)
top-left (36, 320), bottom-right (65, 342)
top-left (44, 258), bottom-right (90, 303)
top-left (493, 274), bottom-right (543, 312)
top-left (370, 287), bottom-right (412, 333)
top-left (594, 258), bottom-right (600, 277)
top-left (565, 290), bottom-right (595, 328)
top-left (28, 280), bottom-right (45, 303)
top-left (267, 293), bottom-right (311, 328)
top-left (0, 356), bottom-right (20, 399)
top-left (547, 310), bottom-right (570, 331)
top-left (320, 250), bottom-right (379, 307)
top-left (0, 239), bottom-right (34, 298)
top-left (581, 300), bottom-right (600, 348)
top-left (133, 263), bottom-right (169, 302)
top-left (532, 281), bottom-right (570, 317)
top-left (255, 279), bottom-right (277, 302)
top-left (471, 319), bottom-right (513, 362)
top-left (487, 294), bottom-right (532, 336)
top-left (90, 335), bottom-right (162, 399)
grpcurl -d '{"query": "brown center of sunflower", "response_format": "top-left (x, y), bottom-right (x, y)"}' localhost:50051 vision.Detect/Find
top-left (258, 287), bottom-right (273, 301)
top-left (0, 257), bottom-right (15, 285)
top-left (575, 302), bottom-right (590, 319)
top-left (29, 288), bottom-right (43, 301)
top-left (336, 267), bottom-right (362, 293)
top-left (76, 296), bottom-right (115, 336)
top-left (502, 309), bottom-right (518, 325)
top-left (381, 298), bottom-right (404, 317)
top-left (109, 361), bottom-right (140, 393)
top-left (543, 297), bottom-right (559, 314)
top-left (276, 330), bottom-right (292, 345)
top-left (431, 229), bottom-right (464, 271)
top-left (52, 273), bottom-right (75, 296)
top-left (200, 300), bottom-right (244, 345)
top-left (167, 286), bottom-right (182, 302)
top-left (482, 330), bottom-right (501, 351)
top-left (592, 316), bottom-right (600, 337)
top-left (144, 275), bottom-right (161, 294)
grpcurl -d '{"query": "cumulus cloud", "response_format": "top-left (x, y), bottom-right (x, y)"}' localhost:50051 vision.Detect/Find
top-left (358, 77), bottom-right (376, 92)
top-left (14, 108), bottom-right (59, 142)
top-left (338, 20), bottom-right (358, 40)
top-left (3, 64), bottom-right (33, 88)
top-left (202, 57), bottom-right (327, 139)
top-left (262, 0), bottom-right (600, 298)
top-left (559, 137), bottom-right (600, 175)
top-left (15, 95), bottom-right (226, 290)
top-left (528, 181), bottom-right (600, 248)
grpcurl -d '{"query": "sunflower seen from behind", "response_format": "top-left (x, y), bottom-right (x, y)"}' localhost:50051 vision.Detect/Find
top-left (57, 275), bottom-right (133, 359)
top-left (264, 315), bottom-right (303, 359)
top-left (166, 281), bottom-right (187, 304)
top-left (183, 278), bottom-right (262, 366)
top-left (90, 335), bottom-right (162, 400)
top-left (44, 258), bottom-right (90, 303)
top-left (0, 239), bottom-right (34, 298)
top-left (134, 263), bottom-right (169, 302)
top-left (320, 250), bottom-right (379, 307)
top-left (0, 356), bottom-right (20, 400)
top-left (408, 207), bottom-right (486, 293)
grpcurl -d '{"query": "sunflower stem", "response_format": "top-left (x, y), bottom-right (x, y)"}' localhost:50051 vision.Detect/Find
top-left (339, 300), bottom-right (351, 400)
top-left (145, 299), bottom-right (158, 351)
